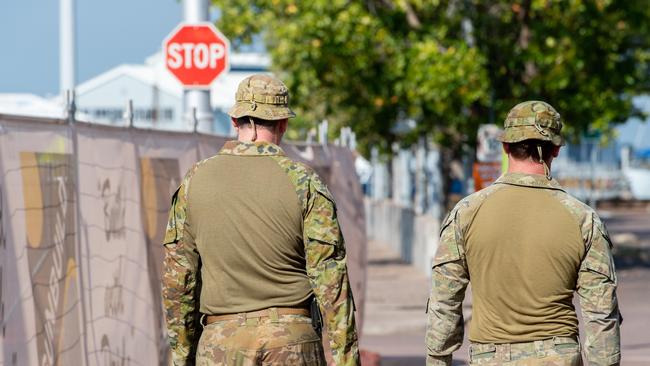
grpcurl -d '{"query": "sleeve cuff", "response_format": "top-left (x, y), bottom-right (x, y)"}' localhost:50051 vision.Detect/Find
top-left (426, 354), bottom-right (452, 366)
top-left (586, 352), bottom-right (621, 366)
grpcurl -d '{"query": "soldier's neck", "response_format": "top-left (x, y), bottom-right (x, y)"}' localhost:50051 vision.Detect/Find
top-left (507, 157), bottom-right (551, 175)
top-left (237, 130), bottom-right (281, 145)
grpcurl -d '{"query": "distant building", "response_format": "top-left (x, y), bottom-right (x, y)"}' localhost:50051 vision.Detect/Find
top-left (76, 53), bottom-right (270, 135)
top-left (0, 93), bottom-right (68, 119)
top-left (0, 52), bottom-right (270, 136)
top-left (73, 52), bottom-right (270, 135)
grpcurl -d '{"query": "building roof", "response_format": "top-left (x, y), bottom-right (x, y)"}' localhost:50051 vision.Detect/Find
top-left (0, 93), bottom-right (93, 121)
top-left (0, 93), bottom-right (63, 118)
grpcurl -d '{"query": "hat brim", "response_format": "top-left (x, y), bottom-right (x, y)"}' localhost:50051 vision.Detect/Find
top-left (228, 102), bottom-right (296, 120)
top-left (498, 126), bottom-right (564, 146)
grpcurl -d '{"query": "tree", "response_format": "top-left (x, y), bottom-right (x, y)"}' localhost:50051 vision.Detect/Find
top-left (212, 0), bottom-right (488, 152)
top-left (211, 0), bottom-right (650, 151)
top-left (468, 0), bottom-right (650, 142)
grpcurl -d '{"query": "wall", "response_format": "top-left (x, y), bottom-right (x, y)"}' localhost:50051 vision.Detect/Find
top-left (365, 199), bottom-right (439, 276)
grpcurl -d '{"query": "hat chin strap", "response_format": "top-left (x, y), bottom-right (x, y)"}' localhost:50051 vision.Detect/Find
top-left (248, 116), bottom-right (257, 142)
top-left (537, 144), bottom-right (552, 180)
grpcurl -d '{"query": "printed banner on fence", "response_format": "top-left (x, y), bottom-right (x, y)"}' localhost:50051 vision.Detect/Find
top-left (0, 120), bottom-right (83, 366)
top-left (76, 125), bottom-right (161, 365)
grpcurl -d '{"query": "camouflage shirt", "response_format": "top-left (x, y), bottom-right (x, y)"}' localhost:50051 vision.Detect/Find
top-left (162, 140), bottom-right (359, 366)
top-left (426, 172), bottom-right (621, 366)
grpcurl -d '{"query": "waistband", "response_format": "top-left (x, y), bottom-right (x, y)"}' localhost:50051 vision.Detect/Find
top-left (204, 307), bottom-right (310, 325)
top-left (470, 336), bottom-right (580, 362)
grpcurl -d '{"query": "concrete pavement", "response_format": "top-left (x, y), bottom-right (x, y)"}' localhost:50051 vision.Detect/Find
top-left (360, 241), bottom-right (471, 365)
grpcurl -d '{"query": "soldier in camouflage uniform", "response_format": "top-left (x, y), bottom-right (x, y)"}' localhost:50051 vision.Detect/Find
top-left (426, 101), bottom-right (622, 366)
top-left (162, 74), bottom-right (360, 366)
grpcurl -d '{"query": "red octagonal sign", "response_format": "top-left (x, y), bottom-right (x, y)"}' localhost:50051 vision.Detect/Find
top-left (163, 23), bottom-right (230, 88)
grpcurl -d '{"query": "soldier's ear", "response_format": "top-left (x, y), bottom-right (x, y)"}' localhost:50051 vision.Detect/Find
top-left (231, 117), bottom-right (239, 129)
top-left (502, 142), bottom-right (510, 154)
top-left (278, 119), bottom-right (288, 134)
top-left (551, 145), bottom-right (560, 158)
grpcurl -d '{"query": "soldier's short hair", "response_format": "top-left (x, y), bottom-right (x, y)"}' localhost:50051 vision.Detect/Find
top-left (236, 116), bottom-right (283, 130)
top-left (507, 140), bottom-right (555, 162)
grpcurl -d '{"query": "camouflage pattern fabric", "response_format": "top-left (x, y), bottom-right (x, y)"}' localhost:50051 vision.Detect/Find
top-left (468, 337), bottom-right (581, 365)
top-left (499, 100), bottom-right (564, 146)
top-left (163, 162), bottom-right (207, 366)
top-left (227, 74), bottom-right (296, 120)
top-left (426, 173), bottom-right (621, 366)
top-left (271, 152), bottom-right (359, 366)
top-left (163, 140), bottom-right (359, 366)
top-left (196, 314), bottom-right (325, 366)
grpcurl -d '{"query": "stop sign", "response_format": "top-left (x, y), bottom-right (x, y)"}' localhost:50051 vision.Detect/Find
top-left (163, 23), bottom-right (230, 88)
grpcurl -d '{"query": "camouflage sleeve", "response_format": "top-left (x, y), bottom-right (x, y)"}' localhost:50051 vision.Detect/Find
top-left (162, 177), bottom-right (201, 366)
top-left (577, 214), bottom-right (621, 366)
top-left (303, 174), bottom-right (360, 366)
top-left (426, 208), bottom-right (469, 366)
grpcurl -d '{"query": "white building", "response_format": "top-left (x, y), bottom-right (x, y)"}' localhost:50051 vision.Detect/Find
top-left (0, 93), bottom-right (70, 119)
top-left (73, 52), bottom-right (270, 135)
top-left (0, 52), bottom-right (270, 136)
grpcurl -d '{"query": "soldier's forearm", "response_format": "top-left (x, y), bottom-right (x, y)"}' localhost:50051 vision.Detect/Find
top-left (578, 270), bottom-right (621, 365)
top-left (323, 301), bottom-right (360, 366)
top-left (426, 261), bottom-right (468, 362)
top-left (308, 256), bottom-right (359, 365)
top-left (163, 296), bottom-right (199, 364)
top-left (321, 279), bottom-right (360, 365)
top-left (331, 336), bottom-right (360, 366)
top-left (583, 310), bottom-right (621, 366)
top-left (163, 249), bottom-right (200, 365)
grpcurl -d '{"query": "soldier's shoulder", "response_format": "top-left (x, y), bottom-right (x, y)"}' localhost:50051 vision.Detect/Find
top-left (440, 184), bottom-right (506, 232)
top-left (275, 155), bottom-right (315, 174)
top-left (191, 155), bottom-right (222, 175)
top-left (454, 183), bottom-right (505, 215)
top-left (549, 189), bottom-right (597, 222)
top-left (270, 156), bottom-right (331, 206)
top-left (271, 155), bottom-right (323, 185)
top-left (180, 156), bottom-right (220, 191)
top-left (548, 189), bottom-right (608, 242)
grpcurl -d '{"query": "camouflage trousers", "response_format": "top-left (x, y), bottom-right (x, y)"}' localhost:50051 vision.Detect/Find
top-left (469, 336), bottom-right (582, 365)
top-left (196, 312), bottom-right (325, 366)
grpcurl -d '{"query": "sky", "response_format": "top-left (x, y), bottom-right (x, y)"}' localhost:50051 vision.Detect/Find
top-left (0, 0), bottom-right (183, 97)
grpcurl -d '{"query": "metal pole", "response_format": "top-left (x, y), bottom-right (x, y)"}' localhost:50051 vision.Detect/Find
top-left (66, 90), bottom-right (76, 124)
top-left (60, 0), bottom-right (76, 95)
top-left (589, 138), bottom-right (598, 208)
top-left (124, 99), bottom-right (134, 127)
top-left (414, 137), bottom-right (426, 214)
top-left (318, 120), bottom-right (329, 145)
top-left (183, 0), bottom-right (213, 133)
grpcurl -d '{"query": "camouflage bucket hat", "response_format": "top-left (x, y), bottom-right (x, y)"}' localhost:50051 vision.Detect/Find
top-left (227, 74), bottom-right (296, 120)
top-left (499, 100), bottom-right (564, 146)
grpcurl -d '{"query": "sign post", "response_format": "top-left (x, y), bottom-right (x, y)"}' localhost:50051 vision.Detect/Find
top-left (474, 124), bottom-right (503, 191)
top-left (164, 1), bottom-right (230, 132)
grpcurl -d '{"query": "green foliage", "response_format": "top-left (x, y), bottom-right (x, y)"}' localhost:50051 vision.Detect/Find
top-left (470, 0), bottom-right (650, 142)
top-left (212, 0), bottom-right (650, 152)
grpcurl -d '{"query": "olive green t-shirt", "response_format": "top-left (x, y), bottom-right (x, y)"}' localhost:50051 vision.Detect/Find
top-left (187, 144), bottom-right (312, 314)
top-left (464, 181), bottom-right (586, 342)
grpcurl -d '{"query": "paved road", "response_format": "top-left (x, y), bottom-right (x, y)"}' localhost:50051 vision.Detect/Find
top-left (361, 216), bottom-right (650, 366)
